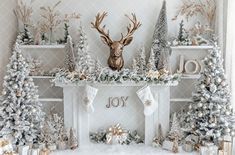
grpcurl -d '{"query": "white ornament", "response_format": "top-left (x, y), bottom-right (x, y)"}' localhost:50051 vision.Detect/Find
top-left (198, 102), bottom-right (203, 108)
top-left (198, 112), bottom-right (203, 117)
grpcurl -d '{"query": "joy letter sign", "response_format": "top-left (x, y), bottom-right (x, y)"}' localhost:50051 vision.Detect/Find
top-left (106, 96), bottom-right (129, 108)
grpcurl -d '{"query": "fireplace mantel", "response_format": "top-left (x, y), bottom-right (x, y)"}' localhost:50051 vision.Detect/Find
top-left (56, 82), bottom-right (176, 147)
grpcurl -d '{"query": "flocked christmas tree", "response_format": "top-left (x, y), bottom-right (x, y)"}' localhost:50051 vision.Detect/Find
top-left (168, 113), bottom-right (183, 141)
top-left (134, 45), bottom-right (146, 75)
top-left (147, 48), bottom-right (157, 72)
top-left (180, 43), bottom-right (235, 143)
top-left (76, 26), bottom-right (96, 80)
top-left (0, 42), bottom-right (44, 145)
top-left (151, 0), bottom-right (170, 70)
top-left (16, 25), bottom-right (34, 45)
top-left (65, 35), bottom-right (76, 72)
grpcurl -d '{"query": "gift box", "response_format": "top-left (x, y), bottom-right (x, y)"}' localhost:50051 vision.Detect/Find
top-left (162, 140), bottom-right (178, 153)
top-left (57, 141), bottom-right (67, 150)
top-left (183, 141), bottom-right (194, 152)
top-left (199, 145), bottom-right (218, 155)
top-left (18, 145), bottom-right (29, 155)
top-left (106, 124), bottom-right (128, 145)
top-left (28, 149), bottom-right (39, 155)
top-left (39, 149), bottom-right (50, 155)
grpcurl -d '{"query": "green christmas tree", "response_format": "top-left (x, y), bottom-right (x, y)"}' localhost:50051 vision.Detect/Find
top-left (17, 25), bottom-right (34, 45)
top-left (180, 43), bottom-right (235, 142)
top-left (0, 42), bottom-right (44, 145)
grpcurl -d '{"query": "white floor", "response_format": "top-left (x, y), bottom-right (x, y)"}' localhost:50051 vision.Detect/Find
top-left (51, 144), bottom-right (198, 155)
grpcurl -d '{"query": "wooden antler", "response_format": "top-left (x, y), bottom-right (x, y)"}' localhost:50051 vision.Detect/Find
top-left (120, 13), bottom-right (141, 45)
top-left (91, 12), bottom-right (113, 45)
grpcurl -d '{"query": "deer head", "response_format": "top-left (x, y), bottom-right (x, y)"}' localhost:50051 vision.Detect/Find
top-left (91, 12), bottom-right (141, 71)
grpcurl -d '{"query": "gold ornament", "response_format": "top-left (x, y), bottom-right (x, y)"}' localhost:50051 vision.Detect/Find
top-left (146, 70), bottom-right (160, 79)
top-left (159, 68), bottom-right (169, 76)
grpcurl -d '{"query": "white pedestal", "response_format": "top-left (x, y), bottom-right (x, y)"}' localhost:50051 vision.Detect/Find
top-left (57, 83), bottom-right (172, 147)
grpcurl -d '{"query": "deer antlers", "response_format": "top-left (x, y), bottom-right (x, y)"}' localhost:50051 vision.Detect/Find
top-left (91, 12), bottom-right (113, 46)
top-left (120, 13), bottom-right (142, 44)
top-left (91, 12), bottom-right (141, 46)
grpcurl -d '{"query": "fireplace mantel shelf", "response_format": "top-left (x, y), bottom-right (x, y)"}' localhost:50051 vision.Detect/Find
top-left (55, 81), bottom-right (179, 87)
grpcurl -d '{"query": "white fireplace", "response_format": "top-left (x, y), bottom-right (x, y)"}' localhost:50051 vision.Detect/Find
top-left (56, 83), bottom-right (174, 147)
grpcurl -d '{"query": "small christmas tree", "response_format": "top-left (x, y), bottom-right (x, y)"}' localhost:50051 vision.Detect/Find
top-left (0, 43), bottom-right (44, 145)
top-left (65, 35), bottom-right (76, 72)
top-left (180, 43), bottom-right (235, 142)
top-left (178, 20), bottom-right (185, 42)
top-left (135, 45), bottom-right (146, 75)
top-left (17, 25), bottom-right (34, 45)
top-left (147, 48), bottom-right (157, 72)
top-left (168, 113), bottom-right (183, 141)
top-left (69, 128), bottom-right (78, 150)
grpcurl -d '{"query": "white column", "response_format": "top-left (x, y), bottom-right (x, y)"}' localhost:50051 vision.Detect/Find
top-left (225, 0), bottom-right (235, 109)
top-left (63, 87), bottom-right (74, 129)
top-left (144, 86), bottom-right (170, 145)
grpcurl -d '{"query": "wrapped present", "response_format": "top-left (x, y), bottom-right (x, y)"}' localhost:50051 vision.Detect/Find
top-left (28, 149), bottom-right (39, 155)
top-left (47, 144), bottom-right (56, 151)
top-left (199, 145), bottom-right (218, 155)
top-left (3, 151), bottom-right (19, 155)
top-left (57, 141), bottom-right (67, 150)
top-left (162, 140), bottom-right (179, 153)
top-left (18, 145), bottom-right (29, 155)
top-left (39, 149), bottom-right (50, 155)
top-left (106, 124), bottom-right (128, 145)
top-left (183, 141), bottom-right (194, 152)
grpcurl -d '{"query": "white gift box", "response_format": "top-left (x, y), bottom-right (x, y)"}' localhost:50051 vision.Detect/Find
top-left (200, 145), bottom-right (218, 155)
top-left (18, 145), bottom-right (30, 155)
top-left (28, 149), bottom-right (39, 155)
top-left (162, 140), bottom-right (174, 151)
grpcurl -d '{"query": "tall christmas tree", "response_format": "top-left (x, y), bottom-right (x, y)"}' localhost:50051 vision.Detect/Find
top-left (0, 43), bottom-right (44, 145)
top-left (65, 35), bottom-right (76, 72)
top-left (151, 0), bottom-right (170, 70)
top-left (75, 26), bottom-right (96, 80)
top-left (181, 43), bottom-right (234, 142)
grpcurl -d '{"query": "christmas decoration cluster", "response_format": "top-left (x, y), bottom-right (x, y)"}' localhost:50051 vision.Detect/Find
top-left (0, 0), bottom-right (234, 154)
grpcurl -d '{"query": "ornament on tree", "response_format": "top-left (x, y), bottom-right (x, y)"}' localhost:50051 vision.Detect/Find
top-left (69, 128), bottom-right (78, 150)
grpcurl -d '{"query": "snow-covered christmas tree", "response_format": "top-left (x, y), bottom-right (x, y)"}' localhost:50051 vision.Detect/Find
top-left (147, 48), bottom-right (157, 72)
top-left (180, 43), bottom-right (235, 142)
top-left (65, 35), bottom-right (76, 72)
top-left (168, 113), bottom-right (183, 141)
top-left (0, 43), bottom-right (44, 145)
top-left (16, 25), bottom-right (34, 45)
top-left (75, 26), bottom-right (96, 80)
top-left (151, 0), bottom-right (170, 70)
top-left (134, 45), bottom-right (146, 75)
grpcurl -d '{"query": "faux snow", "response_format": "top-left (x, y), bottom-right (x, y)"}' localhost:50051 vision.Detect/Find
top-left (51, 144), bottom-right (197, 155)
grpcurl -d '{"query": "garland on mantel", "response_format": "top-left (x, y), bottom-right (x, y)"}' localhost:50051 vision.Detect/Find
top-left (53, 67), bottom-right (181, 85)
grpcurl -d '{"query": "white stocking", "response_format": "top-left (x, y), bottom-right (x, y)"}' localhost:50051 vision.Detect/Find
top-left (83, 85), bottom-right (98, 113)
top-left (136, 86), bottom-right (157, 116)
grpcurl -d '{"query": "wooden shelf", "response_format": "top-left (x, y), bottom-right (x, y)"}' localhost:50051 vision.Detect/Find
top-left (171, 46), bottom-right (213, 50)
top-left (30, 76), bottom-right (55, 79)
top-left (20, 45), bottom-right (65, 49)
top-left (39, 98), bottom-right (63, 102)
top-left (170, 98), bottom-right (192, 102)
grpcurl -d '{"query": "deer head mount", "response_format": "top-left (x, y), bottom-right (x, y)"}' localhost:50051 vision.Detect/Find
top-left (91, 12), bottom-right (141, 71)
